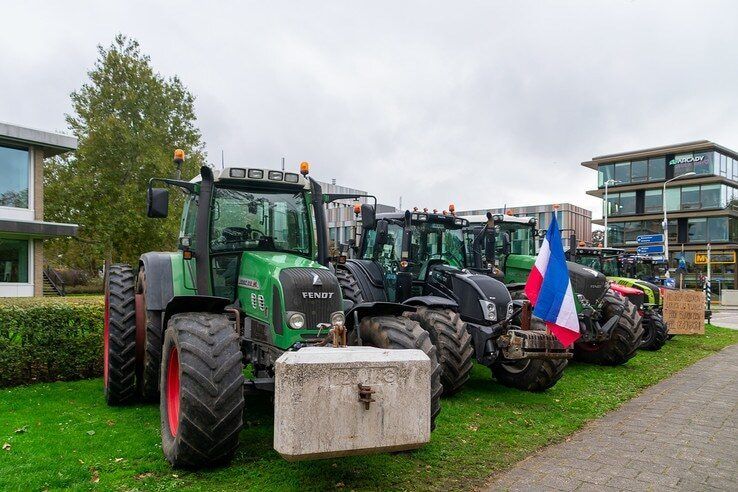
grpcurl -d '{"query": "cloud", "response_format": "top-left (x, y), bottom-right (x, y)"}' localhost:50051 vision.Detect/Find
top-left (2, 0), bottom-right (738, 220)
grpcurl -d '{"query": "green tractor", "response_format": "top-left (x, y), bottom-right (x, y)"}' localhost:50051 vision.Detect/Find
top-left (464, 213), bottom-right (644, 366)
top-left (336, 208), bottom-right (570, 394)
top-left (568, 247), bottom-right (669, 351)
top-left (103, 154), bottom-right (441, 467)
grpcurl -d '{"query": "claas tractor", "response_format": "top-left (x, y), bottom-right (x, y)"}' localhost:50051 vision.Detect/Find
top-left (464, 213), bottom-right (644, 366)
top-left (569, 247), bottom-right (669, 350)
top-left (103, 153), bottom-right (441, 467)
top-left (335, 207), bottom-right (570, 394)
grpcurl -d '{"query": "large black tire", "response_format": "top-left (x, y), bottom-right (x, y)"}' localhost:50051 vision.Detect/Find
top-left (335, 267), bottom-right (364, 304)
top-left (640, 311), bottom-right (668, 351)
top-left (353, 315), bottom-right (442, 429)
top-left (491, 357), bottom-right (567, 392)
top-left (104, 264), bottom-right (137, 406)
top-left (137, 268), bottom-right (164, 401)
top-left (160, 313), bottom-right (244, 468)
top-left (404, 308), bottom-right (473, 395)
top-left (574, 292), bottom-right (644, 366)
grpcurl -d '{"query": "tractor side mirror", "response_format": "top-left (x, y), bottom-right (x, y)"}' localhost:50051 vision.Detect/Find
top-left (376, 220), bottom-right (389, 246)
top-left (501, 231), bottom-right (511, 256)
top-left (147, 188), bottom-right (169, 218)
top-left (361, 204), bottom-right (376, 230)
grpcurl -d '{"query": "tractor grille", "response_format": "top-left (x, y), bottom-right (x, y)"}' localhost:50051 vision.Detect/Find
top-left (279, 268), bottom-right (342, 330)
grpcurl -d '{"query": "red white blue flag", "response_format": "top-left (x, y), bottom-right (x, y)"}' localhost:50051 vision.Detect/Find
top-left (524, 213), bottom-right (580, 347)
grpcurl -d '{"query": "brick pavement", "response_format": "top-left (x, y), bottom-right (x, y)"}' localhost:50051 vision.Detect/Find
top-left (484, 344), bottom-right (738, 491)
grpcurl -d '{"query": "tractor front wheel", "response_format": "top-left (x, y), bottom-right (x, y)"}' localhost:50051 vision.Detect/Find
top-left (160, 313), bottom-right (244, 468)
top-left (491, 357), bottom-right (567, 392)
top-left (640, 311), bottom-right (668, 351)
top-left (353, 315), bottom-right (442, 429)
top-left (574, 292), bottom-right (644, 366)
top-left (104, 264), bottom-right (137, 405)
top-left (404, 308), bottom-right (473, 395)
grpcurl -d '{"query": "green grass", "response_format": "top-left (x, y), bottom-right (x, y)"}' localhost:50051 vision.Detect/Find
top-left (2, 325), bottom-right (737, 491)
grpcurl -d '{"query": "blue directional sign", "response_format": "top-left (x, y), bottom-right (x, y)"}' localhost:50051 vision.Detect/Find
top-left (636, 234), bottom-right (664, 244)
top-left (637, 245), bottom-right (665, 255)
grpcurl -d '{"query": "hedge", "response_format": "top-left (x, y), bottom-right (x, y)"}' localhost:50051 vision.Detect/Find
top-left (0, 296), bottom-right (104, 387)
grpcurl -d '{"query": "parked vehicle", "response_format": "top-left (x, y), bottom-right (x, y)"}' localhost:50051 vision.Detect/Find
top-left (103, 152), bottom-right (440, 468)
top-left (336, 207), bottom-right (570, 394)
top-left (464, 213), bottom-right (644, 366)
top-left (569, 247), bottom-right (669, 351)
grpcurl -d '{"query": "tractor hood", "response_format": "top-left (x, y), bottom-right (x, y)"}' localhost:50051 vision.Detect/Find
top-left (566, 261), bottom-right (609, 305)
top-left (608, 276), bottom-right (662, 305)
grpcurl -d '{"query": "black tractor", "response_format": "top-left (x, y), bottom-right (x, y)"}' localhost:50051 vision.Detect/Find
top-left (335, 207), bottom-right (570, 394)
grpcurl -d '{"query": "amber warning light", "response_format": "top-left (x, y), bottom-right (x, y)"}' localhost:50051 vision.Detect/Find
top-left (173, 149), bottom-right (185, 164)
top-left (300, 162), bottom-right (310, 176)
top-left (353, 203), bottom-right (361, 215)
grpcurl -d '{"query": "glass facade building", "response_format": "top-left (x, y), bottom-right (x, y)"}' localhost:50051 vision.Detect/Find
top-left (584, 140), bottom-right (738, 297)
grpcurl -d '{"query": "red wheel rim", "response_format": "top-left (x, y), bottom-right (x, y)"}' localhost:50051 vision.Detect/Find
top-left (167, 347), bottom-right (181, 436)
top-left (104, 290), bottom-right (110, 388)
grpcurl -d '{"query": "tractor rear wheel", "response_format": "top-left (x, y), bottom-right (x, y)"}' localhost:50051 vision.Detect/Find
top-left (353, 315), bottom-right (442, 429)
top-left (160, 313), bottom-right (244, 468)
top-left (335, 267), bottom-right (364, 304)
top-left (104, 264), bottom-right (137, 405)
top-left (404, 308), bottom-right (473, 395)
top-left (137, 268), bottom-right (164, 401)
top-left (491, 357), bottom-right (567, 392)
top-left (574, 292), bottom-right (644, 366)
top-left (640, 311), bottom-right (668, 351)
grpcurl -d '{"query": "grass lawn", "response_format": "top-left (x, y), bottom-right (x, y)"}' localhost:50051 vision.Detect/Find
top-left (1, 325), bottom-right (737, 491)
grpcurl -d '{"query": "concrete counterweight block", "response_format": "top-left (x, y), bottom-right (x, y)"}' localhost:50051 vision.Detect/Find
top-left (274, 346), bottom-right (431, 461)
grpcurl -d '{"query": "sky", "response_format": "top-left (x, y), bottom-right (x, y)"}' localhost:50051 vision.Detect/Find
top-left (2, 0), bottom-right (738, 220)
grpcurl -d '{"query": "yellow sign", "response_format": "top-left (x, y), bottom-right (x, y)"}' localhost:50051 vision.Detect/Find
top-left (694, 251), bottom-right (736, 265)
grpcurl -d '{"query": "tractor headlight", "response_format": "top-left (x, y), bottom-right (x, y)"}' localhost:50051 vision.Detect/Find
top-left (288, 312), bottom-right (306, 329)
top-left (507, 301), bottom-right (514, 320)
top-left (331, 312), bottom-right (345, 327)
top-left (479, 300), bottom-right (497, 321)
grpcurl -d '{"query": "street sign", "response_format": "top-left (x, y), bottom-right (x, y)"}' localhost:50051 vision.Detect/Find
top-left (636, 244), bottom-right (665, 255)
top-left (636, 234), bottom-right (664, 244)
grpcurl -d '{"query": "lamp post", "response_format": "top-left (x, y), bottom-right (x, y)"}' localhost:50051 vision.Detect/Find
top-left (662, 171), bottom-right (697, 275)
top-left (603, 178), bottom-right (620, 248)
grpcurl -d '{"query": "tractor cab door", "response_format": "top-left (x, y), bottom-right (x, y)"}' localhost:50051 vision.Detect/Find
top-left (360, 221), bottom-right (404, 301)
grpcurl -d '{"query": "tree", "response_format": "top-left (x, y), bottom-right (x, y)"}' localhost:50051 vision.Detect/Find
top-left (45, 35), bottom-right (205, 271)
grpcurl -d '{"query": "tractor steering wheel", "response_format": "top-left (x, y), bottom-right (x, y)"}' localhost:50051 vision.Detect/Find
top-left (222, 226), bottom-right (265, 242)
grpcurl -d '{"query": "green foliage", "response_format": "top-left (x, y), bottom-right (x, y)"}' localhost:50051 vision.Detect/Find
top-left (0, 326), bottom-right (736, 490)
top-left (44, 34), bottom-right (205, 270)
top-left (0, 297), bottom-right (104, 387)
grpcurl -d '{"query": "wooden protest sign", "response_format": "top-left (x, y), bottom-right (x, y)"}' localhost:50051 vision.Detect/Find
top-left (662, 290), bottom-right (705, 335)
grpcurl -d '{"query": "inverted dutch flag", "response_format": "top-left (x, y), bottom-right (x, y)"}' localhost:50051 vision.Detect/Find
top-left (524, 213), bottom-right (581, 347)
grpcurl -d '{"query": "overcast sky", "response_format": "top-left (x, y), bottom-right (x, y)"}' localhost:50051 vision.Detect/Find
top-left (3, 1), bottom-right (738, 220)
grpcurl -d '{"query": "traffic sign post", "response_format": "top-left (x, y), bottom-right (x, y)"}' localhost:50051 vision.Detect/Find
top-left (636, 244), bottom-right (665, 255)
top-left (636, 234), bottom-right (665, 245)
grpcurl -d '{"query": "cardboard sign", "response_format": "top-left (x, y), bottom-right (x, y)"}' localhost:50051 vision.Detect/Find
top-left (662, 290), bottom-right (705, 335)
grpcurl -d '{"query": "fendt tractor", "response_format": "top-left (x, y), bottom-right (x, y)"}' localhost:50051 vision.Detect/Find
top-left (335, 206), bottom-right (570, 394)
top-left (569, 246), bottom-right (670, 351)
top-left (464, 213), bottom-right (644, 366)
top-left (103, 151), bottom-right (441, 467)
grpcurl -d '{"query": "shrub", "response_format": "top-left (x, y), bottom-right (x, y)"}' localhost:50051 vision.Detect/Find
top-left (0, 297), bottom-right (104, 387)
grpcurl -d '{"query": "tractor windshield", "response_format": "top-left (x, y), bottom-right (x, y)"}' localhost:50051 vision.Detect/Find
top-left (210, 187), bottom-right (312, 257)
top-left (409, 222), bottom-right (465, 273)
top-left (577, 253), bottom-right (619, 277)
top-left (495, 221), bottom-right (537, 256)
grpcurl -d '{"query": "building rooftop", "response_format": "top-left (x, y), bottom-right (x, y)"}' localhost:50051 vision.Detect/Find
top-left (0, 121), bottom-right (77, 157)
top-left (581, 140), bottom-right (738, 170)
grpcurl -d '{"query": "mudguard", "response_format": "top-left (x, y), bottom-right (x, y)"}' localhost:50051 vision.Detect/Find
top-left (402, 295), bottom-right (458, 309)
top-left (163, 295), bottom-right (232, 329)
top-left (139, 252), bottom-right (175, 311)
top-left (344, 301), bottom-right (417, 329)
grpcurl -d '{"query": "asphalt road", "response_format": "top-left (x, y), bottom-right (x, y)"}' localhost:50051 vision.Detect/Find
top-left (709, 309), bottom-right (738, 330)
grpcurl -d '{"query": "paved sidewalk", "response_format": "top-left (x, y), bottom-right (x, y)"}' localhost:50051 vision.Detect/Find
top-left (709, 310), bottom-right (738, 330)
top-left (484, 344), bottom-right (738, 491)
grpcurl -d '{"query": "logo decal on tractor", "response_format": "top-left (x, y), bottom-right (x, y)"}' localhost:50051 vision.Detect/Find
top-left (302, 292), bottom-right (334, 299)
top-left (312, 273), bottom-right (322, 286)
top-left (238, 276), bottom-right (260, 289)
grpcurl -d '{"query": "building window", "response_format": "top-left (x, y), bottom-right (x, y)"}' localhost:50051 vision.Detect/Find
top-left (665, 187), bottom-right (680, 211)
top-left (667, 219), bottom-right (678, 244)
top-left (598, 164), bottom-right (614, 187)
top-left (619, 192), bottom-right (636, 215)
top-left (607, 222), bottom-right (624, 246)
top-left (708, 217), bottom-right (729, 242)
top-left (0, 145), bottom-right (30, 209)
top-left (671, 151), bottom-right (714, 177)
top-left (681, 186), bottom-right (701, 210)
top-left (687, 218), bottom-right (707, 242)
top-left (631, 160), bottom-right (648, 182)
top-left (0, 238), bottom-right (29, 283)
top-left (644, 189), bottom-right (662, 213)
top-left (648, 157), bottom-right (665, 181)
top-left (614, 162), bottom-right (631, 184)
top-left (700, 184), bottom-right (722, 209)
